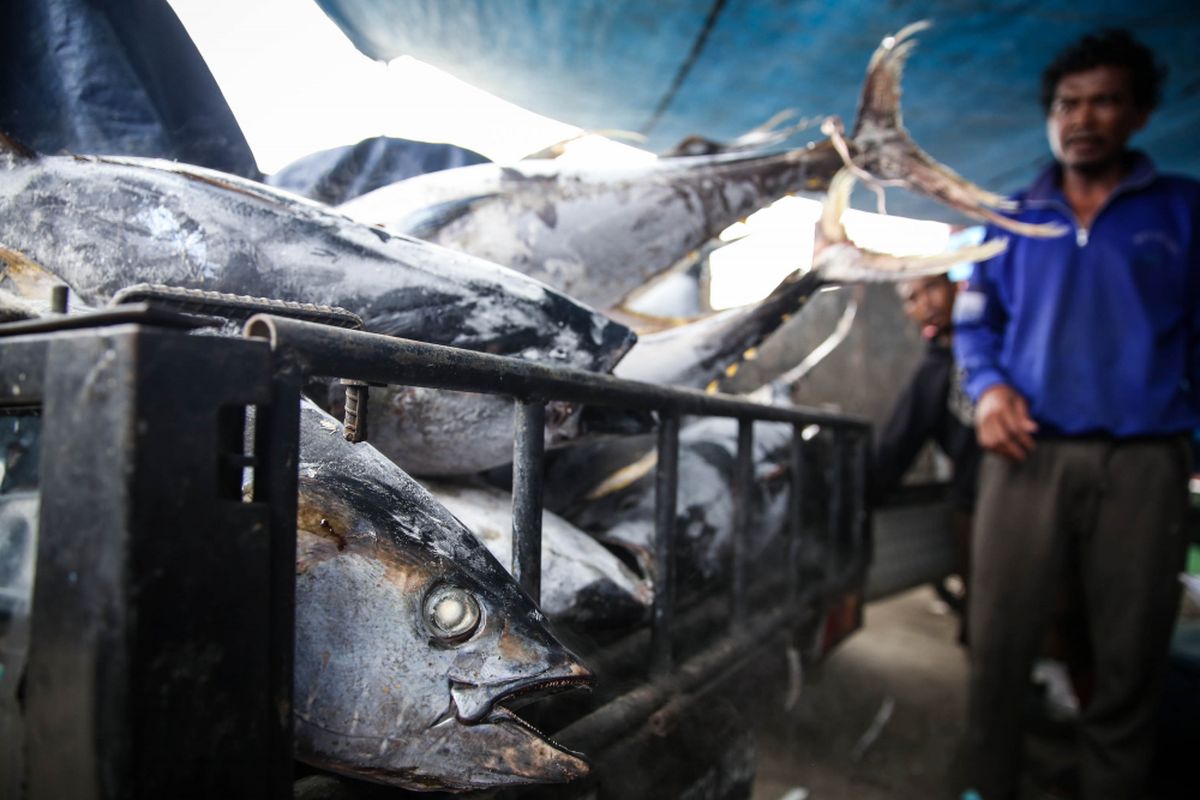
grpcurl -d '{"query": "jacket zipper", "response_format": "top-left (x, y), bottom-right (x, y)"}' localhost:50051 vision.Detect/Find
top-left (1028, 163), bottom-right (1157, 249)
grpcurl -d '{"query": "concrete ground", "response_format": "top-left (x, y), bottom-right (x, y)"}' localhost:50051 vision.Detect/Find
top-left (750, 584), bottom-right (1200, 800)
top-left (751, 586), bottom-right (971, 800)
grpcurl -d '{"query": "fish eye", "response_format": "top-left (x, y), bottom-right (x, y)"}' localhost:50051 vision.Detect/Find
top-left (424, 585), bottom-right (482, 644)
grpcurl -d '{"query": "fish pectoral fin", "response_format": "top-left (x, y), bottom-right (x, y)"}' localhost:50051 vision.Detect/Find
top-left (0, 243), bottom-right (80, 312)
top-left (819, 238), bottom-right (1009, 284)
top-left (0, 287), bottom-right (39, 322)
top-left (817, 169), bottom-right (855, 244)
top-left (900, 150), bottom-right (1069, 237)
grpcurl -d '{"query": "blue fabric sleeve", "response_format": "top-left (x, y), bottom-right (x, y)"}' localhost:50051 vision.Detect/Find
top-left (953, 229), bottom-right (1010, 402)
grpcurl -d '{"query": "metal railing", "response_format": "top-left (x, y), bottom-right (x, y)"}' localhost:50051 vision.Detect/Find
top-left (0, 302), bottom-right (872, 797)
top-left (244, 314), bottom-right (871, 677)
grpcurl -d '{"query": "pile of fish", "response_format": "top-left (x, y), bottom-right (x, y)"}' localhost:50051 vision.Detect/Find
top-left (0, 22), bottom-right (1063, 792)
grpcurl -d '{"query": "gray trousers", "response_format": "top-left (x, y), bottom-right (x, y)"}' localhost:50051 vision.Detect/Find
top-left (965, 438), bottom-right (1190, 800)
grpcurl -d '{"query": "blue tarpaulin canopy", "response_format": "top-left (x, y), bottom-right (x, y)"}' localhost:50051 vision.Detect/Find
top-left (4, 1), bottom-right (1197, 221)
top-left (1, 0), bottom-right (260, 178)
top-left (313, 0), bottom-right (1200, 219)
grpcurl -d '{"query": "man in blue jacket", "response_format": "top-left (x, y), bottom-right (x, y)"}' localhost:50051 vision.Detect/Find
top-left (953, 29), bottom-right (1200, 800)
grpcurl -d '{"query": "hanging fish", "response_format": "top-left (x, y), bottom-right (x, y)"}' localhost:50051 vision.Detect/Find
top-left (338, 22), bottom-right (1061, 314)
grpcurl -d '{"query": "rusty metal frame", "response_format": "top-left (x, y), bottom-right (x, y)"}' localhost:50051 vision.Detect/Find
top-left (243, 314), bottom-right (871, 679)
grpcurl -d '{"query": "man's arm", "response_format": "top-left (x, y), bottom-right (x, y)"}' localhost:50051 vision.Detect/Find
top-left (953, 238), bottom-right (1038, 461)
top-left (872, 354), bottom-right (947, 502)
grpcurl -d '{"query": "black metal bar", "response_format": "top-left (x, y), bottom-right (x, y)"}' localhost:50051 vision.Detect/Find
top-left (556, 600), bottom-right (798, 755)
top-left (788, 424), bottom-right (805, 612)
top-left (828, 428), bottom-right (848, 581)
top-left (244, 315), bottom-right (869, 430)
top-left (0, 338), bottom-right (46, 799)
top-left (852, 430), bottom-right (872, 572)
top-left (511, 399), bottom-right (546, 602)
top-left (110, 284), bottom-right (363, 329)
top-left (731, 419), bottom-right (753, 627)
top-left (49, 285), bottom-right (68, 314)
top-left (0, 304), bottom-right (208, 339)
top-left (253, 363), bottom-right (302, 795)
top-left (650, 410), bottom-right (680, 678)
top-left (23, 328), bottom-right (284, 799)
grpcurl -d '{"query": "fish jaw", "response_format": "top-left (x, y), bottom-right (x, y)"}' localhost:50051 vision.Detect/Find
top-left (301, 705), bottom-right (590, 791)
top-left (459, 705), bottom-right (591, 787)
top-left (294, 650), bottom-right (593, 791)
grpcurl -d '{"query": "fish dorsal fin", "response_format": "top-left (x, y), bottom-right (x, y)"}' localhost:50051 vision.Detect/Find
top-left (0, 131), bottom-right (38, 162)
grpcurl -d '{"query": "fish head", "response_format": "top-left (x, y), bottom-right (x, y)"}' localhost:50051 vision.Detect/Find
top-left (293, 402), bottom-right (593, 790)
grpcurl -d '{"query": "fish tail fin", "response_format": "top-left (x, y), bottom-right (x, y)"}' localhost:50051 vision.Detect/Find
top-left (847, 24), bottom-right (1066, 240)
top-left (853, 19), bottom-right (930, 136)
top-left (0, 131), bottom-right (38, 161)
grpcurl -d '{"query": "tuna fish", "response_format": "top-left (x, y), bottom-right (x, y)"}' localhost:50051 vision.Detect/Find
top-left (338, 22), bottom-right (1061, 314)
top-left (565, 416), bottom-right (798, 591)
top-left (291, 399), bottom-right (593, 790)
top-left (0, 134), bottom-right (630, 370)
top-left (0, 133), bottom-right (634, 476)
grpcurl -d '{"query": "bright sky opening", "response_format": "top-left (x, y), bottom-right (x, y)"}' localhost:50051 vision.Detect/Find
top-left (167, 0), bottom-right (952, 311)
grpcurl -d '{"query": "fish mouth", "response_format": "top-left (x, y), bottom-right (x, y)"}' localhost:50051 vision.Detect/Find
top-left (429, 667), bottom-right (593, 787)
top-left (449, 663), bottom-right (594, 724)
top-left (496, 672), bottom-right (594, 711)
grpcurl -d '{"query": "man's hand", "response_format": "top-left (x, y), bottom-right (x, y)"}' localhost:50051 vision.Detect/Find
top-left (975, 384), bottom-right (1038, 461)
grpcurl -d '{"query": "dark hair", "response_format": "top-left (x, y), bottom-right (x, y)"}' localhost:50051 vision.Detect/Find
top-left (1040, 29), bottom-right (1166, 114)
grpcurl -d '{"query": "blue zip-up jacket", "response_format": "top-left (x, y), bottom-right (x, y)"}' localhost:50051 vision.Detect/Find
top-left (953, 152), bottom-right (1200, 437)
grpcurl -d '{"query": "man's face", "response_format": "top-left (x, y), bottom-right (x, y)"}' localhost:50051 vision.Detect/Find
top-left (1046, 65), bottom-right (1148, 172)
top-left (899, 276), bottom-right (955, 340)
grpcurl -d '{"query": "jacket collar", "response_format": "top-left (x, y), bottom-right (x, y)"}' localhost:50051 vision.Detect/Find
top-left (1025, 151), bottom-right (1158, 206)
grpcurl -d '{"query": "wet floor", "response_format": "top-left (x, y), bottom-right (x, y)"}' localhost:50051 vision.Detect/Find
top-left (752, 585), bottom-right (970, 800)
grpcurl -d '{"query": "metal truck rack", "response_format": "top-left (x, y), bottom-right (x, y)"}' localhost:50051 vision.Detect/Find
top-left (0, 303), bottom-right (869, 799)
